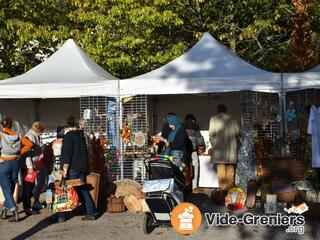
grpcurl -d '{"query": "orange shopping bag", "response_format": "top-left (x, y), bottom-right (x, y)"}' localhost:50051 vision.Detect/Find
top-left (52, 184), bottom-right (79, 213)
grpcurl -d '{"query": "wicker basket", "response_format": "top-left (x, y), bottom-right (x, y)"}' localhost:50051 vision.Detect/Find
top-left (139, 199), bottom-right (150, 212)
top-left (272, 183), bottom-right (298, 203)
top-left (276, 190), bottom-right (298, 203)
top-left (124, 195), bottom-right (142, 213)
top-left (114, 179), bottom-right (144, 198)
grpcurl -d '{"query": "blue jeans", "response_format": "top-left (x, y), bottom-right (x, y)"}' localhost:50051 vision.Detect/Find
top-left (59, 170), bottom-right (95, 218)
top-left (0, 160), bottom-right (19, 211)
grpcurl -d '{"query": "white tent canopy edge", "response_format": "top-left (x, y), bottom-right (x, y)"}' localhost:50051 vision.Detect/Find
top-left (0, 39), bottom-right (119, 98)
top-left (283, 64), bottom-right (320, 91)
top-left (119, 32), bottom-right (281, 96)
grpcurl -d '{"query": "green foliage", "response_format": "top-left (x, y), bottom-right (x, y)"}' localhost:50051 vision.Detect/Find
top-left (0, 0), bottom-right (319, 80)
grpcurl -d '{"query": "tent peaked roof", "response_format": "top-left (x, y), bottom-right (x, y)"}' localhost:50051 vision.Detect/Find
top-left (0, 39), bottom-right (118, 98)
top-left (283, 63), bottom-right (320, 91)
top-left (120, 32), bottom-right (280, 95)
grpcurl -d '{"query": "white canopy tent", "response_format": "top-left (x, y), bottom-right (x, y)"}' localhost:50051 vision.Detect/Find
top-left (120, 33), bottom-right (281, 95)
top-left (283, 65), bottom-right (320, 91)
top-left (0, 39), bottom-right (118, 98)
top-left (0, 39), bottom-right (118, 130)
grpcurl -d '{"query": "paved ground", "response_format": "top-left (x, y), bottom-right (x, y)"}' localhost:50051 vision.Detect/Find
top-left (1, 190), bottom-right (319, 240)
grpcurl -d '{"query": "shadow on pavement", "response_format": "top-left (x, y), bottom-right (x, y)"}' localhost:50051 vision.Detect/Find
top-left (11, 204), bottom-right (106, 240)
top-left (11, 214), bottom-right (57, 240)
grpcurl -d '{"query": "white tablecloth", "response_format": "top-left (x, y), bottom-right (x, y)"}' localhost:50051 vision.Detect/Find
top-left (199, 155), bottom-right (219, 188)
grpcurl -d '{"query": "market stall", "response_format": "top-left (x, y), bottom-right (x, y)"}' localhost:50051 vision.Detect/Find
top-left (0, 39), bottom-right (119, 206)
top-left (117, 33), bottom-right (282, 190)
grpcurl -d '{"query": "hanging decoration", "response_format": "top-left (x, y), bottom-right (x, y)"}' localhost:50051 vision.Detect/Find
top-left (251, 112), bottom-right (275, 130)
top-left (127, 113), bottom-right (142, 122)
top-left (83, 109), bottom-right (92, 120)
top-left (286, 100), bottom-right (297, 122)
top-left (107, 99), bottom-right (117, 148)
top-left (286, 109), bottom-right (297, 122)
top-left (120, 121), bottom-right (133, 145)
top-left (235, 131), bottom-right (257, 191)
top-left (133, 131), bottom-right (146, 147)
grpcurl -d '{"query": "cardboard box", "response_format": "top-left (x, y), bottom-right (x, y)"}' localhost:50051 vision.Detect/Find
top-left (86, 172), bottom-right (100, 209)
top-left (66, 178), bottom-right (85, 187)
top-left (51, 178), bottom-right (85, 189)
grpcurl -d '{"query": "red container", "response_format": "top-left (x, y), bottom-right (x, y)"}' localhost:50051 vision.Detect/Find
top-left (24, 171), bottom-right (37, 183)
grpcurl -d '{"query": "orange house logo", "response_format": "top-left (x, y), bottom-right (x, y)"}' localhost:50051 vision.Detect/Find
top-left (171, 202), bottom-right (202, 235)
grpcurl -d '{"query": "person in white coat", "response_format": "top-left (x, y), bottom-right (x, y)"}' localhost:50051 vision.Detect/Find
top-left (209, 104), bottom-right (240, 189)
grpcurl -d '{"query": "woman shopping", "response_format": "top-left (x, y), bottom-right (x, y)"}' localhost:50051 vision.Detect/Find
top-left (58, 116), bottom-right (96, 222)
top-left (0, 117), bottom-right (21, 222)
top-left (20, 121), bottom-right (45, 216)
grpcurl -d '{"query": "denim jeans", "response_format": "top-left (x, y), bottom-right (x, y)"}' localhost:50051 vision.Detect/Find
top-left (59, 170), bottom-right (95, 219)
top-left (0, 160), bottom-right (19, 211)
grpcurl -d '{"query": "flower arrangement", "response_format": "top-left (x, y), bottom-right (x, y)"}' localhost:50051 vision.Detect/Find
top-left (120, 121), bottom-right (133, 144)
top-left (105, 150), bottom-right (119, 182)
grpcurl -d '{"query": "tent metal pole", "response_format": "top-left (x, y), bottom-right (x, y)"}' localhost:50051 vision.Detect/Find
top-left (279, 72), bottom-right (287, 140)
top-left (117, 79), bottom-right (124, 180)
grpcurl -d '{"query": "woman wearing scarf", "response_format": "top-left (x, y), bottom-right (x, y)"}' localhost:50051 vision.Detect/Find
top-left (162, 115), bottom-right (192, 166)
top-left (157, 113), bottom-right (175, 154)
top-left (161, 115), bottom-right (192, 190)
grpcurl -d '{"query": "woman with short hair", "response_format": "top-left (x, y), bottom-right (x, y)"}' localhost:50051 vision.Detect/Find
top-left (21, 121), bottom-right (45, 216)
top-left (0, 117), bottom-right (21, 222)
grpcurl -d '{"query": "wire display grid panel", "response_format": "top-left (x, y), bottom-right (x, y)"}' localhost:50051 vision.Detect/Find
top-left (80, 96), bottom-right (121, 180)
top-left (285, 89), bottom-right (320, 157)
top-left (80, 96), bottom-right (108, 134)
top-left (241, 91), bottom-right (282, 140)
top-left (120, 95), bottom-right (148, 183)
top-left (240, 91), bottom-right (282, 182)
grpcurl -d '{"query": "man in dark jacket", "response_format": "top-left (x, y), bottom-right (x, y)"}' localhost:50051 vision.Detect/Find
top-left (182, 114), bottom-right (205, 188)
top-left (59, 116), bottom-right (96, 221)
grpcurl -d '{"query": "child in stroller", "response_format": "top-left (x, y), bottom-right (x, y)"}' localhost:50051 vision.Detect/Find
top-left (142, 157), bottom-right (192, 234)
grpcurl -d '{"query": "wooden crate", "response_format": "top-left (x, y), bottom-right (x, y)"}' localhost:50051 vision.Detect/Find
top-left (260, 156), bottom-right (306, 209)
top-left (107, 196), bottom-right (125, 213)
top-left (260, 156), bottom-right (306, 183)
